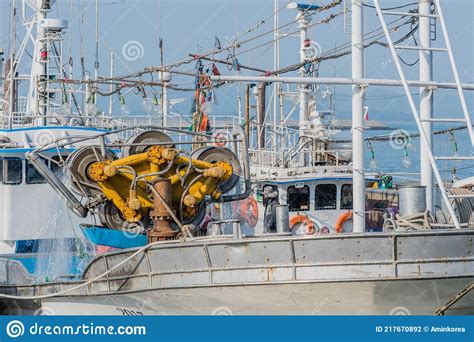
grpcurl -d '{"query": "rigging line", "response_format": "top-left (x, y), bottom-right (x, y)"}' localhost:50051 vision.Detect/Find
top-left (109, 1), bottom-right (338, 80)
top-left (141, 0), bottom-right (333, 73)
top-left (362, 2), bottom-right (418, 11)
top-left (244, 11), bottom-right (344, 70)
top-left (272, 18), bottom-right (414, 74)
top-left (84, 16), bottom-right (416, 97)
top-left (234, 0), bottom-right (290, 40)
top-left (274, 17), bottom-right (417, 75)
top-left (315, 16), bottom-right (409, 60)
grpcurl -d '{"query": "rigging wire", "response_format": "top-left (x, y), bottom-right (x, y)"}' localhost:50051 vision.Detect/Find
top-left (362, 2), bottom-right (419, 11)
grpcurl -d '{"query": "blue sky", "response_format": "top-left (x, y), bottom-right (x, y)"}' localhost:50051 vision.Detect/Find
top-left (1, 0), bottom-right (473, 124)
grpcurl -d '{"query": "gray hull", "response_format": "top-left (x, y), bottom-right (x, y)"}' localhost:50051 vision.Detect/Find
top-left (1, 230), bottom-right (474, 315)
top-left (40, 277), bottom-right (474, 315)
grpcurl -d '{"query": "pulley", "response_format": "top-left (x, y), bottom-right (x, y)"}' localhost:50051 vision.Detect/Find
top-left (66, 145), bottom-right (115, 197)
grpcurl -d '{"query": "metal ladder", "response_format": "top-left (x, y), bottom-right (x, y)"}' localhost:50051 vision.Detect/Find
top-left (373, 0), bottom-right (474, 229)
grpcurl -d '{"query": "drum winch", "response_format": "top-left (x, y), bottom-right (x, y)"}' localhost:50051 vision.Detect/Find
top-left (65, 130), bottom-right (242, 240)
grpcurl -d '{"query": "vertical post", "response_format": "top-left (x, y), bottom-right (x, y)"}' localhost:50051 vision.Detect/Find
top-left (162, 81), bottom-right (169, 127)
top-left (161, 71), bottom-right (171, 127)
top-left (244, 84), bottom-right (250, 142)
top-left (108, 52), bottom-right (114, 116)
top-left (274, 0), bottom-right (280, 149)
top-left (257, 82), bottom-right (266, 149)
top-left (419, 0), bottom-right (434, 212)
top-left (36, 3), bottom-right (47, 125)
top-left (297, 10), bottom-right (311, 138)
top-left (94, 0), bottom-right (99, 82)
top-left (351, 0), bottom-right (365, 233)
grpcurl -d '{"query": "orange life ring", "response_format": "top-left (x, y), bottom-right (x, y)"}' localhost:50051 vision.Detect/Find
top-left (335, 211), bottom-right (353, 233)
top-left (232, 196), bottom-right (258, 228)
top-left (290, 214), bottom-right (315, 235)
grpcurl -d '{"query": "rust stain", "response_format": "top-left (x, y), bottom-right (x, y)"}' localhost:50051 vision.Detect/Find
top-left (266, 267), bottom-right (275, 281)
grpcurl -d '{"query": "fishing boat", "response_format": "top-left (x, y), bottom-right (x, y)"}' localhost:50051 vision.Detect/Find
top-left (0, 0), bottom-right (473, 316)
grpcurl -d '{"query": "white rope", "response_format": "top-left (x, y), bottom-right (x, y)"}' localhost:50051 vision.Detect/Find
top-left (395, 210), bottom-right (432, 231)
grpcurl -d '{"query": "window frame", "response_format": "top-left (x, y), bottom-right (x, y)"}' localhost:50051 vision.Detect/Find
top-left (287, 184), bottom-right (310, 212)
top-left (314, 183), bottom-right (337, 210)
top-left (340, 183), bottom-right (353, 210)
top-left (3, 158), bottom-right (23, 185)
top-left (25, 160), bottom-right (46, 185)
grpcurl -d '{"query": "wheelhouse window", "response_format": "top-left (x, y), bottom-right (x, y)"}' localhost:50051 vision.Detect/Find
top-left (4, 158), bottom-right (22, 185)
top-left (315, 184), bottom-right (337, 210)
top-left (340, 184), bottom-right (353, 210)
top-left (287, 184), bottom-right (310, 212)
top-left (26, 161), bottom-right (46, 184)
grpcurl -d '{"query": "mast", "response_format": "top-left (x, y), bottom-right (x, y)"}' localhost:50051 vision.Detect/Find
top-left (419, 0), bottom-right (434, 212)
top-left (351, 0), bottom-right (365, 233)
top-left (94, 0), bottom-right (99, 82)
top-left (297, 9), bottom-right (311, 139)
top-left (36, 0), bottom-right (48, 125)
top-left (273, 0), bottom-right (280, 147)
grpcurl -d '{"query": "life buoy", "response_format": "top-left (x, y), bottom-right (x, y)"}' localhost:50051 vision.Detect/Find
top-left (335, 211), bottom-right (353, 233)
top-left (232, 196), bottom-right (258, 228)
top-left (290, 214), bottom-right (315, 235)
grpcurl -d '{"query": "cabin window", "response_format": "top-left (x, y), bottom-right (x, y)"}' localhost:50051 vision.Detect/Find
top-left (287, 185), bottom-right (310, 212)
top-left (340, 184), bottom-right (353, 210)
top-left (315, 184), bottom-right (337, 210)
top-left (4, 158), bottom-right (22, 185)
top-left (26, 161), bottom-right (46, 184)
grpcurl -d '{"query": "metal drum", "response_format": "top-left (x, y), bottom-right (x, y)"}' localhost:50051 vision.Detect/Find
top-left (398, 185), bottom-right (426, 217)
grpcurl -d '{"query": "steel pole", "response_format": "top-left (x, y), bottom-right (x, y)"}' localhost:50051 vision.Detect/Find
top-left (419, 0), bottom-right (434, 212)
top-left (351, 0), bottom-right (365, 233)
top-left (163, 82), bottom-right (169, 127)
top-left (208, 75), bottom-right (474, 91)
top-left (298, 11), bottom-right (310, 137)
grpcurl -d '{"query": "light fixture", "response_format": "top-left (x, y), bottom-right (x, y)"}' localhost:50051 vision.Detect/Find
top-left (119, 95), bottom-right (130, 116)
top-left (367, 140), bottom-right (378, 172)
top-left (85, 95), bottom-right (97, 116)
